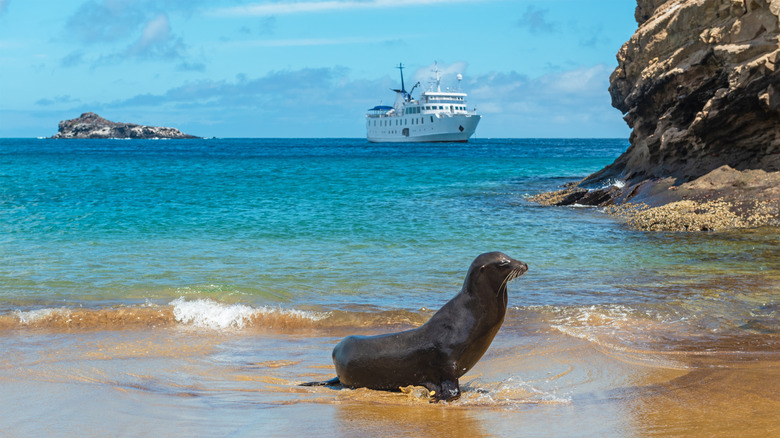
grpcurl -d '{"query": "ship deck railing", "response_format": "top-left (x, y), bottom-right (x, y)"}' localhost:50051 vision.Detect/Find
top-left (366, 110), bottom-right (478, 119)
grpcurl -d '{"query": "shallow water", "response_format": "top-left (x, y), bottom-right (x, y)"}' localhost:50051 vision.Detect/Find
top-left (1, 138), bottom-right (779, 436)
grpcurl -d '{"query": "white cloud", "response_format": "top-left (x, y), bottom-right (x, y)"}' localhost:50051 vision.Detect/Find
top-left (468, 65), bottom-right (611, 105)
top-left (66, 0), bottom-right (148, 43)
top-left (224, 35), bottom-right (406, 48)
top-left (127, 14), bottom-right (172, 55)
top-left (411, 61), bottom-right (468, 86)
top-left (212, 0), bottom-right (484, 17)
top-left (544, 65), bottom-right (607, 94)
top-left (64, 13), bottom-right (190, 67)
top-left (462, 64), bottom-right (627, 137)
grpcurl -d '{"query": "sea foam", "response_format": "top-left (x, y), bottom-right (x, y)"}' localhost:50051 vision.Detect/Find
top-left (14, 308), bottom-right (70, 325)
top-left (170, 298), bottom-right (259, 329)
top-left (169, 298), bottom-right (328, 330)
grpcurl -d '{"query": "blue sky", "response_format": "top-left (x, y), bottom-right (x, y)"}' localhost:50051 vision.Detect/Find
top-left (0, 0), bottom-right (637, 138)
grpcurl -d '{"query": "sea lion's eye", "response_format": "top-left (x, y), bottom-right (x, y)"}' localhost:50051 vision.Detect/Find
top-left (499, 259), bottom-right (510, 266)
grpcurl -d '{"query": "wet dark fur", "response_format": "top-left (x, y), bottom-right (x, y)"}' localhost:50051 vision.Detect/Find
top-left (301, 252), bottom-right (528, 402)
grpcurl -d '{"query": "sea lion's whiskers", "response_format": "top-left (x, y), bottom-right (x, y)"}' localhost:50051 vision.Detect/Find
top-left (504, 268), bottom-right (524, 290)
top-left (497, 268), bottom-right (521, 296)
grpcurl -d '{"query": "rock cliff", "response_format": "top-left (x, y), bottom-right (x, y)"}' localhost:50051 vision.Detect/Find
top-left (533, 0), bottom-right (780, 230)
top-left (52, 112), bottom-right (199, 139)
top-left (589, 0), bottom-right (780, 185)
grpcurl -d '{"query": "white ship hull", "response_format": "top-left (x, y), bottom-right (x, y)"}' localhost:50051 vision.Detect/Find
top-left (367, 113), bottom-right (480, 143)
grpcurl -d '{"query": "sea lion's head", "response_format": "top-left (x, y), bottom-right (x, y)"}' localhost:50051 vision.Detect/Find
top-left (466, 252), bottom-right (528, 301)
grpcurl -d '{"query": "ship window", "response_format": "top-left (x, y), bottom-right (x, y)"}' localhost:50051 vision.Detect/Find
top-left (430, 116), bottom-right (434, 123)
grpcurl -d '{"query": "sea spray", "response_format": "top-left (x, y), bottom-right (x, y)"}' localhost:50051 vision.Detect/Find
top-left (14, 308), bottom-right (71, 325)
top-left (171, 298), bottom-right (258, 329)
top-left (170, 298), bottom-right (329, 330)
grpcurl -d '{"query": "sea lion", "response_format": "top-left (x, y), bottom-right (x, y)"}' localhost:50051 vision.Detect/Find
top-left (302, 252), bottom-right (528, 402)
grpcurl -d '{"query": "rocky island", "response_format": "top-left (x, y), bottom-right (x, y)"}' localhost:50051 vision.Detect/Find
top-left (51, 112), bottom-right (199, 139)
top-left (533, 0), bottom-right (780, 231)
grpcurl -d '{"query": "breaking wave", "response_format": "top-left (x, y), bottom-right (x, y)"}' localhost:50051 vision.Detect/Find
top-left (170, 298), bottom-right (328, 330)
top-left (0, 298), bottom-right (431, 332)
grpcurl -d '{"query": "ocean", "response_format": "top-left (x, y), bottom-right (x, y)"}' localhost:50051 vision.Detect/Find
top-left (1, 138), bottom-right (778, 436)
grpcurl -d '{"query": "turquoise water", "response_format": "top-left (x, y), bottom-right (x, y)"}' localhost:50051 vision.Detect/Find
top-left (1, 138), bottom-right (778, 320)
top-left (0, 138), bottom-right (621, 306)
top-left (2, 138), bottom-right (779, 436)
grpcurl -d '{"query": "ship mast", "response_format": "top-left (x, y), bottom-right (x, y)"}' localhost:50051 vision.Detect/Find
top-left (397, 63), bottom-right (406, 94)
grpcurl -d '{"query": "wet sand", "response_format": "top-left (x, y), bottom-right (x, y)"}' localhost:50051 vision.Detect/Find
top-left (2, 306), bottom-right (779, 437)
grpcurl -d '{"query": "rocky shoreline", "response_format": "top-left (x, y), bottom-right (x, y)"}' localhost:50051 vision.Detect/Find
top-left (532, 0), bottom-right (780, 232)
top-left (530, 166), bottom-right (780, 231)
top-left (52, 112), bottom-right (199, 139)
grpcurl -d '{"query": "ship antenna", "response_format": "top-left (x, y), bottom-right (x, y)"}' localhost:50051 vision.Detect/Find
top-left (432, 61), bottom-right (441, 92)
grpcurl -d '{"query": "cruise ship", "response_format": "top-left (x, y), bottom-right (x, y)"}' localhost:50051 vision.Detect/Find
top-left (366, 63), bottom-right (481, 143)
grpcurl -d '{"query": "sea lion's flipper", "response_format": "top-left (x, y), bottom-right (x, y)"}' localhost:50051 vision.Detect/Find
top-left (427, 379), bottom-right (461, 403)
top-left (300, 377), bottom-right (342, 387)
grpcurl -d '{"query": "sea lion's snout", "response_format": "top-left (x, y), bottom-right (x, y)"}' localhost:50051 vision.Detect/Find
top-left (507, 259), bottom-right (528, 281)
top-left (498, 254), bottom-right (527, 276)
